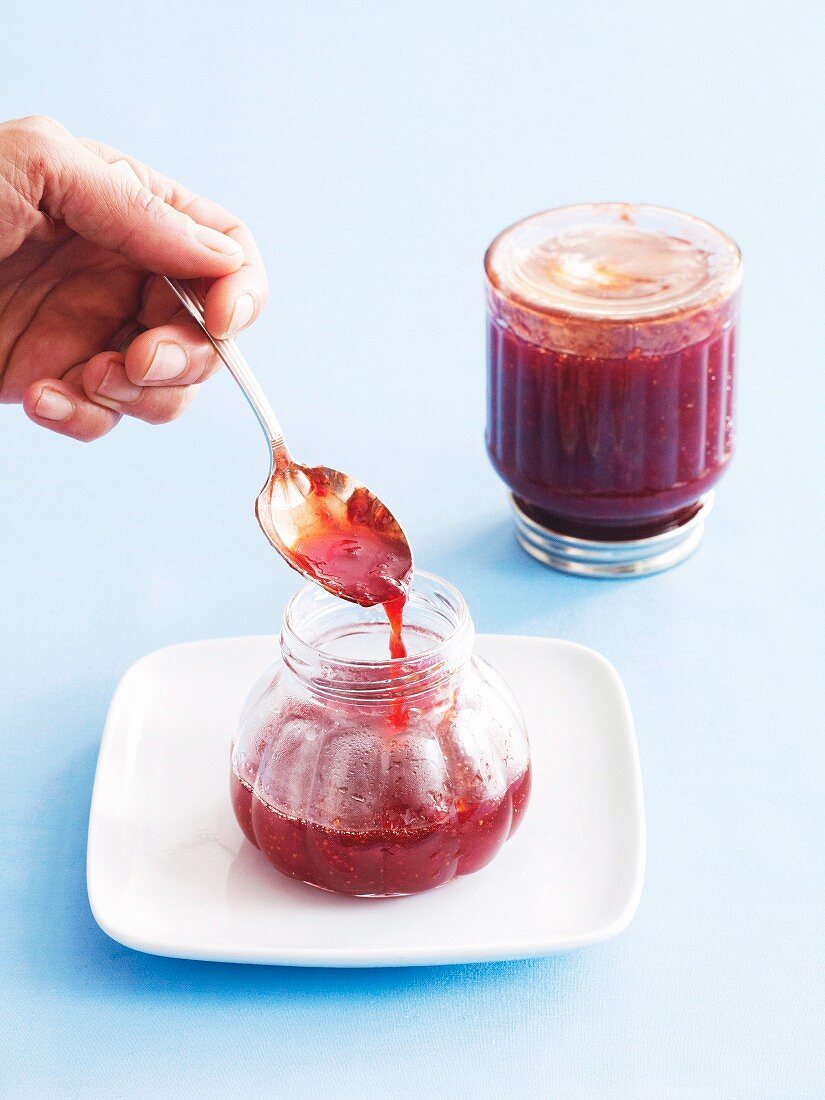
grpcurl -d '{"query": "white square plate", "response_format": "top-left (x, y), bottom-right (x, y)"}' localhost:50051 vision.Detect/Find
top-left (87, 635), bottom-right (645, 967)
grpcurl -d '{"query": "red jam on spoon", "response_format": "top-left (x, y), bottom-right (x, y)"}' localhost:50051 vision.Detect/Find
top-left (256, 460), bottom-right (413, 658)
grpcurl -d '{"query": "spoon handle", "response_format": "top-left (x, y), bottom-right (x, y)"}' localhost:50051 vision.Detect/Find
top-left (163, 277), bottom-right (291, 469)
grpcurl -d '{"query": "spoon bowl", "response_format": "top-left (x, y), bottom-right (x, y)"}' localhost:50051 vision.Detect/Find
top-left (255, 461), bottom-right (413, 606)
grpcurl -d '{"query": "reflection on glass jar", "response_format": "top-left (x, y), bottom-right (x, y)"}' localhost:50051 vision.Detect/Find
top-left (485, 203), bottom-right (743, 576)
top-left (231, 573), bottom-right (531, 897)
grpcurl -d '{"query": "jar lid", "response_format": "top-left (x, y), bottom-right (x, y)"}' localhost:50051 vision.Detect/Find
top-left (485, 203), bottom-right (742, 322)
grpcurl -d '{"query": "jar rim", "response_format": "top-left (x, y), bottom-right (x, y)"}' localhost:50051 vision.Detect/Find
top-left (281, 569), bottom-right (473, 672)
top-left (485, 202), bottom-right (743, 324)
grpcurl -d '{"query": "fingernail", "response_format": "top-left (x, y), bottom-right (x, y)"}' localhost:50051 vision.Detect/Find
top-left (193, 224), bottom-right (243, 258)
top-left (226, 293), bottom-right (255, 335)
top-left (97, 363), bottom-right (142, 404)
top-left (34, 387), bottom-right (74, 421)
top-left (144, 341), bottom-right (189, 382)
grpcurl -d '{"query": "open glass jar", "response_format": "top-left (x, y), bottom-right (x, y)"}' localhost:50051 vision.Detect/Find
top-left (231, 573), bottom-right (531, 896)
top-left (485, 202), bottom-right (743, 576)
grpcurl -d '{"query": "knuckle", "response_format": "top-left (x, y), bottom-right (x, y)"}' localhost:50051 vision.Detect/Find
top-left (7, 116), bottom-right (72, 193)
top-left (17, 114), bottom-right (65, 138)
top-left (14, 116), bottom-right (68, 165)
top-left (133, 188), bottom-right (170, 222)
top-left (113, 184), bottom-right (177, 255)
top-left (116, 174), bottom-right (172, 224)
top-left (179, 193), bottom-right (209, 221)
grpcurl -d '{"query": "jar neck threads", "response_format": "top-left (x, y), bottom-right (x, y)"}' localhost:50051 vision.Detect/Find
top-left (280, 572), bottom-right (474, 704)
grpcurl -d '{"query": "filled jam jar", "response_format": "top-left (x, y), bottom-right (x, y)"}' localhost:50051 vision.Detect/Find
top-left (231, 573), bottom-right (531, 896)
top-left (485, 203), bottom-right (743, 576)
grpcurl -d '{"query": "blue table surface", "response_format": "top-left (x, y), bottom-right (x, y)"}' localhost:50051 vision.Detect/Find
top-left (1, 3), bottom-right (823, 1097)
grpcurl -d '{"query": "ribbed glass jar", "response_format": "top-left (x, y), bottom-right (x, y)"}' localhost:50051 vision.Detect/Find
top-left (485, 203), bottom-right (743, 576)
top-left (231, 573), bottom-right (531, 896)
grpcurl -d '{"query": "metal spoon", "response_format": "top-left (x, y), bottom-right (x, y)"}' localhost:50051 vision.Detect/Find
top-left (164, 278), bottom-right (413, 607)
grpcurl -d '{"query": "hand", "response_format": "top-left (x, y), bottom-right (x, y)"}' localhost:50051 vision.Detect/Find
top-left (0, 115), bottom-right (268, 440)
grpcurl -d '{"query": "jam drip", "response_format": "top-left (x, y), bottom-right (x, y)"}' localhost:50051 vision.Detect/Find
top-left (383, 595), bottom-right (407, 660)
top-left (382, 594), bottom-right (408, 726)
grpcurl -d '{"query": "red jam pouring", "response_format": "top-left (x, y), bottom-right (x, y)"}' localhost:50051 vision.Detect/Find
top-left (290, 525), bottom-right (410, 659)
top-left (383, 595), bottom-right (407, 660)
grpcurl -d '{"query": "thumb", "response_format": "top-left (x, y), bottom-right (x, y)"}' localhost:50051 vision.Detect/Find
top-left (42, 137), bottom-right (245, 277)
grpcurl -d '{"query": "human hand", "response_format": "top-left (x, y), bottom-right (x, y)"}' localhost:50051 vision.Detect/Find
top-left (0, 115), bottom-right (268, 440)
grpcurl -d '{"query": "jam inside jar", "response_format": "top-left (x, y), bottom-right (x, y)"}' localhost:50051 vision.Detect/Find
top-left (231, 572), bottom-right (531, 896)
top-left (485, 203), bottom-right (743, 575)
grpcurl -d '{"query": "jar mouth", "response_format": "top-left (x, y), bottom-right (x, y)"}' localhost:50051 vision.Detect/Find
top-left (281, 570), bottom-right (473, 673)
top-left (485, 202), bottom-right (743, 323)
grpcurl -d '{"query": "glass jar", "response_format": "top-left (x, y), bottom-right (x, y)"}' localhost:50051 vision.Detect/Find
top-left (485, 202), bottom-right (743, 576)
top-left (231, 572), bottom-right (531, 897)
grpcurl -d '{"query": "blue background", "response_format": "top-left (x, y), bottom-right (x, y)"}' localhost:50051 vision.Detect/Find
top-left (1, 3), bottom-right (823, 1096)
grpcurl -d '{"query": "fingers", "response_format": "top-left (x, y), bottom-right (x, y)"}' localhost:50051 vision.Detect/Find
top-left (124, 318), bottom-right (222, 387)
top-left (176, 200), bottom-right (267, 337)
top-left (81, 353), bottom-right (197, 424)
top-left (136, 268), bottom-right (266, 351)
top-left (23, 376), bottom-right (121, 442)
top-left (23, 354), bottom-right (200, 440)
top-left (8, 119), bottom-right (269, 444)
top-left (79, 139), bottom-right (269, 338)
top-left (202, 232), bottom-right (266, 338)
top-left (15, 116), bottom-right (245, 279)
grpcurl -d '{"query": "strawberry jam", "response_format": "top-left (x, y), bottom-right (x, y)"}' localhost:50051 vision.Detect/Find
top-left (230, 765), bottom-right (530, 896)
top-left (485, 203), bottom-right (742, 543)
top-left (488, 315), bottom-right (737, 538)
